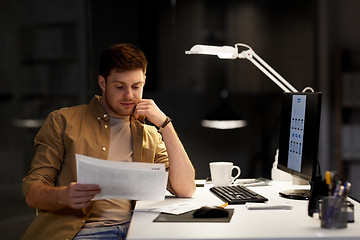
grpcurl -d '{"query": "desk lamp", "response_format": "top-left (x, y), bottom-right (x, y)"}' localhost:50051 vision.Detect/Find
top-left (186, 43), bottom-right (302, 93)
top-left (185, 43), bottom-right (314, 130)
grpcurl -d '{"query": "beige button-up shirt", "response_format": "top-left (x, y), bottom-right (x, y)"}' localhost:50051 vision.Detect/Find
top-left (22, 95), bottom-right (169, 240)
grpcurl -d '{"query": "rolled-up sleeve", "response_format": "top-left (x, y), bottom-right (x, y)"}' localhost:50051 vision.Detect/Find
top-left (22, 110), bottom-right (65, 195)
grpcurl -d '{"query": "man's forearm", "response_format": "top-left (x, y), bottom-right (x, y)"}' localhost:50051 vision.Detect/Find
top-left (25, 182), bottom-right (68, 211)
top-left (161, 123), bottom-right (196, 197)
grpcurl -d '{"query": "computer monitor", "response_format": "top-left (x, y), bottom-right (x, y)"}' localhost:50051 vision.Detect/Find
top-left (277, 92), bottom-right (322, 200)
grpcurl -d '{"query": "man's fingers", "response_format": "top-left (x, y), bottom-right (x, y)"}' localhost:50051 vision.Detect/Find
top-left (71, 196), bottom-right (93, 204)
top-left (70, 197), bottom-right (93, 209)
top-left (69, 189), bottom-right (100, 198)
top-left (134, 99), bottom-right (166, 127)
top-left (66, 182), bottom-right (101, 208)
top-left (70, 182), bottom-right (100, 191)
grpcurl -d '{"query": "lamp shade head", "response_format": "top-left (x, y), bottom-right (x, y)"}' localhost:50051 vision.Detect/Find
top-left (185, 45), bottom-right (238, 59)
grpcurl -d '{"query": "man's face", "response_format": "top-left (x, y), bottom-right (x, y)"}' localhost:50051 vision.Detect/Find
top-left (99, 69), bottom-right (145, 118)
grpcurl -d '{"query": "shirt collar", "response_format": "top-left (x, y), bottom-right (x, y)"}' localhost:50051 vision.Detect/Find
top-left (90, 95), bottom-right (110, 122)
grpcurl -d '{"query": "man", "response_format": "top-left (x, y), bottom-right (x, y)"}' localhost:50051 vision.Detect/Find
top-left (22, 43), bottom-right (196, 240)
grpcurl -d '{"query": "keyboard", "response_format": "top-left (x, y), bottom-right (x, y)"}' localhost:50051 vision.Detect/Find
top-left (210, 185), bottom-right (268, 204)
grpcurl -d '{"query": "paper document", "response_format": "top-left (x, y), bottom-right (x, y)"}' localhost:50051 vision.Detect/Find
top-left (76, 154), bottom-right (168, 201)
top-left (134, 199), bottom-right (203, 215)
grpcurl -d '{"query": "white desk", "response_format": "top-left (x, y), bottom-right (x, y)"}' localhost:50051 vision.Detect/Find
top-left (126, 180), bottom-right (360, 240)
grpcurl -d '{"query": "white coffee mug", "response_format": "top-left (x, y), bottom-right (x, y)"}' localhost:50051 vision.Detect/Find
top-left (209, 162), bottom-right (241, 187)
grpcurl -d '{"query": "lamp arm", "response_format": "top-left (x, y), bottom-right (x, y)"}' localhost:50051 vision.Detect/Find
top-left (185, 43), bottom-right (305, 93)
top-left (245, 51), bottom-right (294, 92)
top-left (251, 51), bottom-right (298, 92)
top-left (237, 44), bottom-right (298, 93)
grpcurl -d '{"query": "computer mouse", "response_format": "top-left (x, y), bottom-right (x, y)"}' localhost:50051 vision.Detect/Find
top-left (192, 206), bottom-right (229, 218)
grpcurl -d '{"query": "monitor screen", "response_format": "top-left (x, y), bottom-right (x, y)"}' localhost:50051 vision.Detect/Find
top-left (277, 92), bottom-right (322, 199)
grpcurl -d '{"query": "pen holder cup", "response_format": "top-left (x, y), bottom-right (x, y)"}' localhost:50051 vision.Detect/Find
top-left (319, 196), bottom-right (348, 229)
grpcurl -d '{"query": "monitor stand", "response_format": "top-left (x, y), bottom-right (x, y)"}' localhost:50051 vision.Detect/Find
top-left (279, 176), bottom-right (310, 200)
top-left (279, 189), bottom-right (310, 200)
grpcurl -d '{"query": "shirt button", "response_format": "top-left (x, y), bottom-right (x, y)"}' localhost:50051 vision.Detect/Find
top-left (104, 124), bottom-right (108, 129)
top-left (103, 113), bottom-right (108, 118)
top-left (97, 117), bottom-right (101, 121)
top-left (102, 147), bottom-right (107, 151)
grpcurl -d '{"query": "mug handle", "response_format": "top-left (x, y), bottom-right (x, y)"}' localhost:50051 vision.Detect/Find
top-left (231, 166), bottom-right (241, 184)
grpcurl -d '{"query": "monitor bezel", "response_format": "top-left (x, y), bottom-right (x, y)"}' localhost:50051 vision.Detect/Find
top-left (277, 92), bottom-right (322, 182)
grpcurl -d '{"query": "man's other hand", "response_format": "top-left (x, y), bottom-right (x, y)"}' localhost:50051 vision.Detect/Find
top-left (62, 182), bottom-right (101, 209)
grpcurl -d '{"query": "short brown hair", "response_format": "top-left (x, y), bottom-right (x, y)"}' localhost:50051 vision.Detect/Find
top-left (99, 43), bottom-right (148, 80)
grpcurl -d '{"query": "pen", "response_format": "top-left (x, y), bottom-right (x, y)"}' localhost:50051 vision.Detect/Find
top-left (338, 185), bottom-right (344, 198)
top-left (325, 171), bottom-right (331, 185)
top-left (343, 182), bottom-right (351, 198)
top-left (218, 202), bottom-right (228, 208)
top-left (325, 171), bottom-right (331, 195)
top-left (332, 181), bottom-right (341, 197)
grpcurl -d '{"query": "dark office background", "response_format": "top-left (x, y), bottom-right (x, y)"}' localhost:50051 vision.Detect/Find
top-left (1, 0), bottom-right (360, 238)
